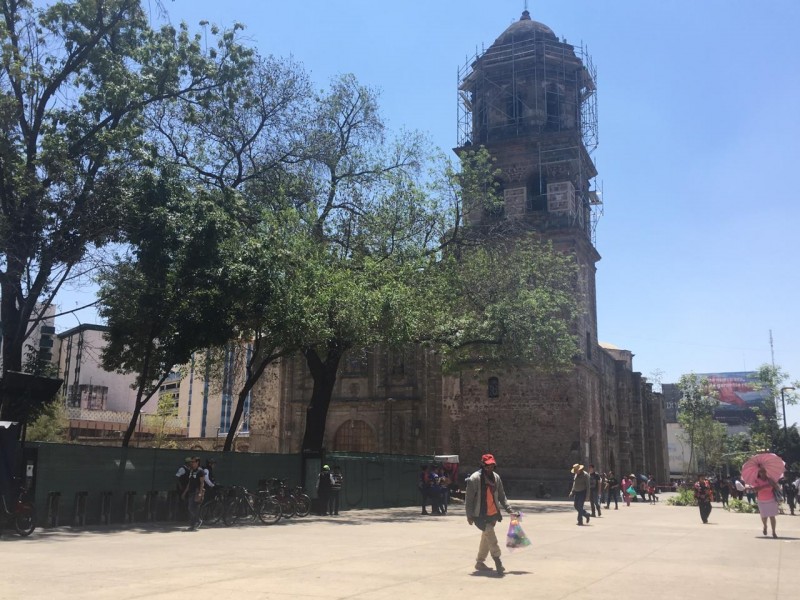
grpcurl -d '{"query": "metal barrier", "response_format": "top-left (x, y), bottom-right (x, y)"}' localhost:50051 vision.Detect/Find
top-left (26, 444), bottom-right (425, 528)
top-left (123, 491), bottom-right (136, 523)
top-left (99, 491), bottom-right (112, 525)
top-left (46, 491), bottom-right (61, 527)
top-left (74, 491), bottom-right (88, 526)
top-left (167, 490), bottom-right (181, 521)
top-left (144, 491), bottom-right (159, 522)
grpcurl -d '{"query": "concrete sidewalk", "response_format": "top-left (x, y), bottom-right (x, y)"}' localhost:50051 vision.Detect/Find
top-left (2, 494), bottom-right (797, 599)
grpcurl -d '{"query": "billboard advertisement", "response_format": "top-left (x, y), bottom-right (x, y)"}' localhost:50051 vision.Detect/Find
top-left (663, 372), bottom-right (767, 425)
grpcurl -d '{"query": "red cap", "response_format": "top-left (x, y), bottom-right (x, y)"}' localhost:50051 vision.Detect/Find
top-left (481, 453), bottom-right (497, 465)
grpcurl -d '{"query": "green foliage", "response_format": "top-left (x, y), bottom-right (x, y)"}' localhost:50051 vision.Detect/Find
top-left (725, 498), bottom-right (758, 514)
top-left (676, 373), bottom-right (719, 476)
top-left (749, 364), bottom-right (799, 456)
top-left (666, 486), bottom-right (697, 506)
top-left (725, 432), bottom-right (753, 470)
top-left (23, 345), bottom-right (60, 379)
top-left (26, 400), bottom-right (68, 443)
top-left (143, 392), bottom-right (180, 449)
top-left (0, 0), bottom-right (260, 423)
top-left (98, 170), bottom-right (245, 445)
top-left (427, 235), bottom-right (579, 373)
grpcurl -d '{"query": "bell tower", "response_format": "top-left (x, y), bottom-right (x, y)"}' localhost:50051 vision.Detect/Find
top-left (448, 10), bottom-right (608, 481)
top-left (456, 8), bottom-right (602, 356)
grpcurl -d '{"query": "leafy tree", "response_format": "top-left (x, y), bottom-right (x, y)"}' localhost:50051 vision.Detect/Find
top-left (427, 234), bottom-right (579, 373)
top-left (750, 363), bottom-right (799, 458)
top-left (144, 392), bottom-right (179, 449)
top-left (289, 75), bottom-right (580, 452)
top-left (25, 397), bottom-right (68, 442)
top-left (212, 210), bottom-right (318, 452)
top-left (725, 431), bottom-right (752, 471)
top-left (98, 170), bottom-right (241, 446)
top-left (693, 415), bottom-right (727, 473)
top-left (290, 74), bottom-right (444, 453)
top-left (676, 373), bottom-right (718, 476)
top-left (0, 0), bottom-right (253, 419)
top-left (148, 49), bottom-right (311, 451)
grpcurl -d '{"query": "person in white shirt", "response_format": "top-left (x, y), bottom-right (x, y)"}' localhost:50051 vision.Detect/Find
top-left (734, 478), bottom-right (745, 500)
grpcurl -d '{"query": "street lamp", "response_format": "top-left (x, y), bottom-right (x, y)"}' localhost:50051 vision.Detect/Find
top-left (386, 398), bottom-right (395, 453)
top-left (780, 387), bottom-right (795, 434)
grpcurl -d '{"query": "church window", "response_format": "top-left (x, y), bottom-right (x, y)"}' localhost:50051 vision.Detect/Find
top-left (526, 173), bottom-right (547, 211)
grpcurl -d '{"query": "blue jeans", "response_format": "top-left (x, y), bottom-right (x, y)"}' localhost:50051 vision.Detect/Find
top-left (573, 491), bottom-right (591, 524)
top-left (590, 490), bottom-right (601, 516)
top-left (187, 497), bottom-right (202, 528)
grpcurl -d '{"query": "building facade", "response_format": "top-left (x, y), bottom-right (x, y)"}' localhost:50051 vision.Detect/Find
top-left (56, 324), bottom-right (185, 440)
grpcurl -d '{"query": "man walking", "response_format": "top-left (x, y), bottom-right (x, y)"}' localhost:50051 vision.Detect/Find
top-left (588, 464), bottom-right (602, 517)
top-left (569, 464), bottom-right (592, 525)
top-left (181, 456), bottom-right (205, 531)
top-left (780, 475), bottom-right (796, 516)
top-left (316, 465), bottom-right (333, 516)
top-left (605, 470), bottom-right (619, 510)
top-left (465, 454), bottom-right (517, 575)
top-left (330, 465), bottom-right (343, 516)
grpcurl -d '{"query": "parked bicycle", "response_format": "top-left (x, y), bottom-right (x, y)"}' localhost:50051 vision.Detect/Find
top-left (291, 484), bottom-right (312, 517)
top-left (0, 479), bottom-right (36, 537)
top-left (199, 485), bottom-right (227, 525)
top-left (223, 485), bottom-right (281, 526)
top-left (266, 478), bottom-right (300, 518)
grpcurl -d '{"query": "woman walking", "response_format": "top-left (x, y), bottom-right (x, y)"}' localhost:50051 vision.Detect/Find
top-left (753, 466), bottom-right (780, 538)
top-left (693, 474), bottom-right (713, 524)
top-left (620, 474), bottom-right (633, 507)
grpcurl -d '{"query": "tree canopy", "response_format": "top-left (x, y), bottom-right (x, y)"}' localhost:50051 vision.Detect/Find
top-left (0, 0), bottom-right (255, 419)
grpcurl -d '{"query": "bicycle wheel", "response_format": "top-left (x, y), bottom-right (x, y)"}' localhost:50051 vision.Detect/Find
top-left (14, 503), bottom-right (36, 536)
top-left (223, 497), bottom-right (243, 526)
top-left (257, 497), bottom-right (282, 525)
top-left (240, 493), bottom-right (258, 524)
top-left (201, 499), bottom-right (224, 525)
top-left (293, 494), bottom-right (311, 517)
top-left (279, 496), bottom-right (297, 518)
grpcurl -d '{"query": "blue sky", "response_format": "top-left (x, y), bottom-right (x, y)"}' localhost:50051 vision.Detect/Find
top-left (56, 1), bottom-right (800, 422)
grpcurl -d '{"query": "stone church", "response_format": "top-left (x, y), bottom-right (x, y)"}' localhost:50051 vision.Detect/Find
top-left (247, 10), bottom-right (669, 491)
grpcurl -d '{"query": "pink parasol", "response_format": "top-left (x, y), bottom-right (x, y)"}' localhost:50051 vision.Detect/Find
top-left (740, 452), bottom-right (785, 486)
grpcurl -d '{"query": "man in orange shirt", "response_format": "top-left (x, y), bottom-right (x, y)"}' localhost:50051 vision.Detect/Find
top-left (465, 453), bottom-right (517, 574)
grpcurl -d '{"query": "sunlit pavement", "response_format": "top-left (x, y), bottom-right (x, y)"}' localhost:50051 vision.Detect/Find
top-left (2, 493), bottom-right (797, 599)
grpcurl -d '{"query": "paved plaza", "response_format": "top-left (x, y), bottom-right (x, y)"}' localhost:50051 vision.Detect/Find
top-left (2, 493), bottom-right (798, 599)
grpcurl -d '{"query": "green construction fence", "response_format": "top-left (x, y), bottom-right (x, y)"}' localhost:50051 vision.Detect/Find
top-left (25, 443), bottom-right (433, 527)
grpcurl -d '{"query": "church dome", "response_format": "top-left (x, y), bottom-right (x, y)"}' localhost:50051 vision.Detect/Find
top-left (491, 10), bottom-right (558, 45)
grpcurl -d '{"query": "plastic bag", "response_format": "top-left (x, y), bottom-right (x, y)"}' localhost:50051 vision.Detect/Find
top-left (505, 512), bottom-right (532, 551)
top-left (626, 486), bottom-right (637, 497)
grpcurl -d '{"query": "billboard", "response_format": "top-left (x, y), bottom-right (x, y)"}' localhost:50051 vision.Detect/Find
top-left (664, 372), bottom-right (767, 426)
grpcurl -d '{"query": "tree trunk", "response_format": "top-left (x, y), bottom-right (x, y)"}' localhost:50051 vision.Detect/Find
top-left (122, 400), bottom-right (145, 448)
top-left (121, 360), bottom-right (167, 447)
top-left (0, 279), bottom-right (25, 374)
top-left (222, 340), bottom-right (278, 452)
top-left (301, 343), bottom-right (346, 453)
